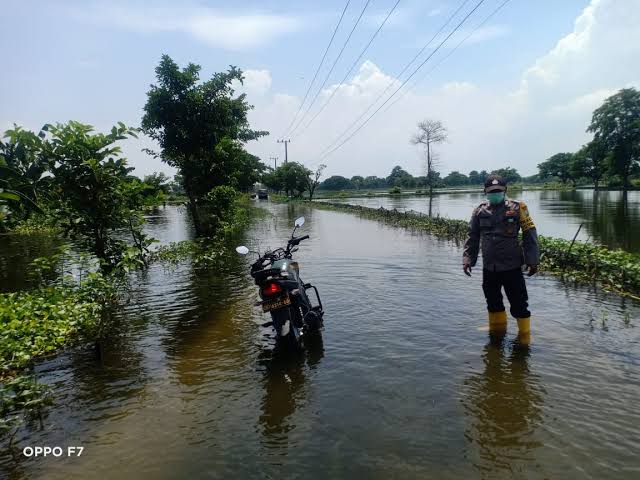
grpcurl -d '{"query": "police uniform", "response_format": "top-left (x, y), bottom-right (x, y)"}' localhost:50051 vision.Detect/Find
top-left (463, 189), bottom-right (539, 338)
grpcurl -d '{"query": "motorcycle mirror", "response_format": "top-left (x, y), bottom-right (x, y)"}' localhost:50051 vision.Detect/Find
top-left (294, 216), bottom-right (305, 228)
top-left (235, 246), bottom-right (250, 255)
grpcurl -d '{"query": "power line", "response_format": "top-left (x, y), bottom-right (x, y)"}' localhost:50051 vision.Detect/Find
top-left (288, 0), bottom-right (372, 137)
top-left (315, 0), bottom-right (472, 158)
top-left (382, 0), bottom-right (513, 115)
top-left (280, 0), bottom-right (352, 138)
top-left (294, 0), bottom-right (402, 138)
top-left (318, 0), bottom-right (487, 162)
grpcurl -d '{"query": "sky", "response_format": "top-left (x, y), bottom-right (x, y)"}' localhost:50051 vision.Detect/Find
top-left (1, 0), bottom-right (639, 179)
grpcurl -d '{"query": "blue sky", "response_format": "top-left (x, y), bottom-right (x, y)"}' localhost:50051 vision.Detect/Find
top-left (2, 0), bottom-right (638, 178)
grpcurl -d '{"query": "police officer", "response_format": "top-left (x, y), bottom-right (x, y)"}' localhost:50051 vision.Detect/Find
top-left (463, 175), bottom-right (539, 343)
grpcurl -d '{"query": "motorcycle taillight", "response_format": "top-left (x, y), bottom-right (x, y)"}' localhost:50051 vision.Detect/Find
top-left (261, 281), bottom-right (283, 297)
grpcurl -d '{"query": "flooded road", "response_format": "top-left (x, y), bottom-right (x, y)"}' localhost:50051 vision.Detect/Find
top-left (323, 189), bottom-right (640, 253)
top-left (2, 203), bottom-right (640, 479)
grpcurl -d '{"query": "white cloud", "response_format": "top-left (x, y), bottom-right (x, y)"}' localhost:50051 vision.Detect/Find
top-left (322, 61), bottom-right (401, 100)
top-left (235, 69), bottom-right (272, 97)
top-left (75, 4), bottom-right (300, 50)
top-left (245, 0), bottom-right (640, 179)
top-left (548, 88), bottom-right (618, 118)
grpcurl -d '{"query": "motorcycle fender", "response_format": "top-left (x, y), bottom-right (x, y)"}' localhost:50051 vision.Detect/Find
top-left (271, 308), bottom-right (292, 337)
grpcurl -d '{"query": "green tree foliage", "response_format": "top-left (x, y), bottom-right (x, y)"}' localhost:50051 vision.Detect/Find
top-left (141, 55), bottom-right (268, 234)
top-left (538, 153), bottom-right (575, 185)
top-left (350, 175), bottom-right (364, 189)
top-left (233, 152), bottom-right (267, 192)
top-left (443, 171), bottom-right (469, 186)
top-left (43, 121), bottom-right (152, 270)
top-left (491, 167), bottom-right (522, 184)
top-left (261, 168), bottom-right (281, 193)
top-left (140, 172), bottom-right (171, 205)
top-left (168, 174), bottom-right (185, 196)
top-left (143, 172), bottom-right (171, 194)
top-left (0, 126), bottom-right (51, 222)
top-left (588, 88), bottom-right (640, 190)
top-left (362, 176), bottom-right (387, 189)
top-left (386, 165), bottom-right (414, 188)
top-left (278, 162), bottom-right (312, 197)
top-left (321, 175), bottom-right (353, 190)
top-left (468, 170), bottom-right (484, 184)
top-left (570, 141), bottom-right (608, 189)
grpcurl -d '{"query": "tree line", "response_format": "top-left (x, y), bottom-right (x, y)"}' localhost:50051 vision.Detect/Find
top-left (316, 166), bottom-right (524, 191)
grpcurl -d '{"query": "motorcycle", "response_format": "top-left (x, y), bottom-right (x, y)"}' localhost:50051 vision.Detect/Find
top-left (236, 216), bottom-right (324, 348)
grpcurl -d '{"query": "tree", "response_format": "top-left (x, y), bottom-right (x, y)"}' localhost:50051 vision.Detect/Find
top-left (306, 164), bottom-right (326, 201)
top-left (362, 176), bottom-right (387, 189)
top-left (277, 162), bottom-right (311, 197)
top-left (261, 168), bottom-right (282, 193)
top-left (43, 121), bottom-right (151, 270)
top-left (468, 170), bottom-right (484, 185)
top-left (233, 152), bottom-right (267, 192)
top-left (538, 154), bottom-right (574, 185)
top-left (141, 55), bottom-right (268, 235)
top-left (321, 175), bottom-right (353, 190)
top-left (0, 125), bottom-right (51, 221)
top-left (168, 174), bottom-right (185, 195)
top-left (386, 165), bottom-right (414, 188)
top-left (570, 140), bottom-right (607, 189)
top-left (588, 88), bottom-right (640, 191)
top-left (490, 167), bottom-right (522, 185)
top-left (140, 172), bottom-right (171, 204)
top-left (443, 171), bottom-right (469, 186)
top-left (411, 119), bottom-right (447, 196)
top-left (350, 175), bottom-right (364, 189)
top-left (143, 172), bottom-right (171, 193)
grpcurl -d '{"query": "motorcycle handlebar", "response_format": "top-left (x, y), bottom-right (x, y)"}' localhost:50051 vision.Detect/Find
top-left (289, 235), bottom-right (309, 246)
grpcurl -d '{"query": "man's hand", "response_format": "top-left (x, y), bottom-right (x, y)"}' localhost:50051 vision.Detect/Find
top-left (526, 264), bottom-right (538, 276)
top-left (463, 262), bottom-right (472, 277)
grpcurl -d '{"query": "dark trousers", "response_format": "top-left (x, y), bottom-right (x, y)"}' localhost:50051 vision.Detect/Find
top-left (482, 268), bottom-right (531, 318)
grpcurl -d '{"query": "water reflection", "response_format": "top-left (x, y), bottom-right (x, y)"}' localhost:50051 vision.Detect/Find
top-left (257, 334), bottom-right (324, 462)
top-left (0, 234), bottom-right (62, 292)
top-left (550, 189), bottom-right (639, 252)
top-left (462, 335), bottom-right (545, 477)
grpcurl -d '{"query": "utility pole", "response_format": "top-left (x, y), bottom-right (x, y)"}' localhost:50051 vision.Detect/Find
top-left (269, 156), bottom-right (279, 169)
top-left (277, 139), bottom-right (290, 164)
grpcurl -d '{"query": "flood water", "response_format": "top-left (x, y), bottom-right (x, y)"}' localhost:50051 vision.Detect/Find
top-left (2, 203), bottom-right (640, 479)
top-left (323, 189), bottom-right (640, 253)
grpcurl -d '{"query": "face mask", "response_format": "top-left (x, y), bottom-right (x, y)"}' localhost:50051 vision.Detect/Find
top-left (486, 192), bottom-right (505, 205)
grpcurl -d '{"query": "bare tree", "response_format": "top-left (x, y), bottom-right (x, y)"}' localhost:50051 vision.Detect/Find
top-left (306, 164), bottom-right (326, 201)
top-left (411, 120), bottom-right (447, 197)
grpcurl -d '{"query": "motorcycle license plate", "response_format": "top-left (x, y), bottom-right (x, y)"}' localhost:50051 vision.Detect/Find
top-left (262, 294), bottom-right (291, 312)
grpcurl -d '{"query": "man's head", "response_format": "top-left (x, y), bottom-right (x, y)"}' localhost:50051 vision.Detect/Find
top-left (484, 174), bottom-right (507, 205)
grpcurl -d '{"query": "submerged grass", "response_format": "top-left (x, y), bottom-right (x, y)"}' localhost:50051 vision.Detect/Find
top-left (0, 269), bottom-right (119, 440)
top-left (308, 201), bottom-right (640, 298)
